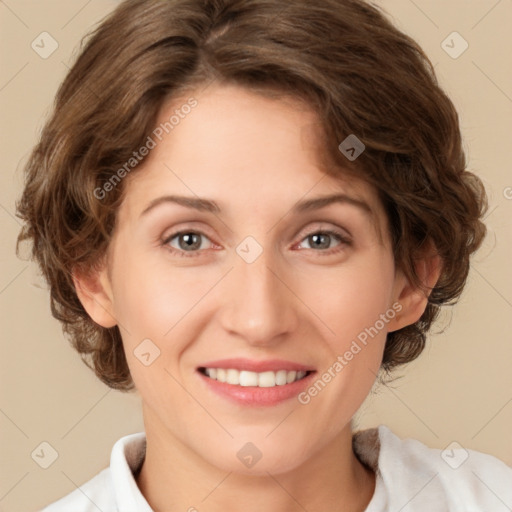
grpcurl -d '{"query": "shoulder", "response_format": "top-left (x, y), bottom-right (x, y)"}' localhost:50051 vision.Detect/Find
top-left (354, 424), bottom-right (512, 511)
top-left (39, 468), bottom-right (115, 512)
top-left (38, 432), bottom-right (148, 512)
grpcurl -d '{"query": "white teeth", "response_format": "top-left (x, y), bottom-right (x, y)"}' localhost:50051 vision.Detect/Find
top-left (258, 371), bottom-right (275, 387)
top-left (239, 371), bottom-right (259, 387)
top-left (226, 369), bottom-right (239, 385)
top-left (275, 370), bottom-right (287, 386)
top-left (286, 370), bottom-right (297, 383)
top-left (205, 368), bottom-right (217, 379)
top-left (202, 368), bottom-right (309, 387)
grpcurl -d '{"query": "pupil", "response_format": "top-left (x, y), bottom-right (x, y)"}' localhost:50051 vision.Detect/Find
top-left (311, 233), bottom-right (329, 249)
top-left (181, 233), bottom-right (200, 250)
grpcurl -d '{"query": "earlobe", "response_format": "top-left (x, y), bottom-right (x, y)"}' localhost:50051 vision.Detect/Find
top-left (387, 247), bottom-right (442, 333)
top-left (72, 262), bottom-right (117, 328)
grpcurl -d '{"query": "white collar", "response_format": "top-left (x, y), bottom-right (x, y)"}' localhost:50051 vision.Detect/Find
top-left (108, 427), bottom-right (385, 511)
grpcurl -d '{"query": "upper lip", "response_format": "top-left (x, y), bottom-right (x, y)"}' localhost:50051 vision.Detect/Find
top-left (198, 358), bottom-right (315, 373)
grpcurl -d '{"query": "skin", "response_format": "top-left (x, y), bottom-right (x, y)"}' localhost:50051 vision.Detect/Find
top-left (75, 83), bottom-right (441, 512)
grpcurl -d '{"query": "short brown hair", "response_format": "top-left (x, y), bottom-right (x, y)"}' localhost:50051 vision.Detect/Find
top-left (16, 0), bottom-right (487, 391)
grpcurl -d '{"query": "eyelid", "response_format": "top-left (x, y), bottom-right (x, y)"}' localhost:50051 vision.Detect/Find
top-left (294, 221), bottom-right (353, 243)
top-left (162, 229), bottom-right (217, 249)
top-left (292, 228), bottom-right (352, 255)
top-left (161, 220), bottom-right (353, 258)
top-left (160, 221), bottom-right (217, 243)
top-left (161, 220), bottom-right (351, 244)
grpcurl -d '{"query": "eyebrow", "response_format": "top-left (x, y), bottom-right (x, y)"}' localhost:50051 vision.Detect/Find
top-left (140, 193), bottom-right (373, 218)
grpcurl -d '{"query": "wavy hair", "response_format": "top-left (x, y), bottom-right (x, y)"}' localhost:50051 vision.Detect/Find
top-left (16, 0), bottom-right (487, 390)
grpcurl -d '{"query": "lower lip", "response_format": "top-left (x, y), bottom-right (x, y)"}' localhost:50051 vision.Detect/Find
top-left (197, 370), bottom-right (316, 406)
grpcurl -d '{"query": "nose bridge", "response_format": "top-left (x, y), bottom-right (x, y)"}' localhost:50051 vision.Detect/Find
top-left (219, 244), bottom-right (296, 345)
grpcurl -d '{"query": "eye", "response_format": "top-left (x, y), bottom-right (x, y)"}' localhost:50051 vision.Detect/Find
top-left (161, 227), bottom-right (351, 258)
top-left (162, 230), bottom-right (215, 257)
top-left (296, 229), bottom-right (351, 254)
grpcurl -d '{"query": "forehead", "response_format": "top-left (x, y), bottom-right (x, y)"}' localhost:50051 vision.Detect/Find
top-left (118, 83), bottom-right (387, 239)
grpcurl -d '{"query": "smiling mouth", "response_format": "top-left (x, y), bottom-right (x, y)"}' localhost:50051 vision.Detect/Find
top-left (198, 367), bottom-right (313, 388)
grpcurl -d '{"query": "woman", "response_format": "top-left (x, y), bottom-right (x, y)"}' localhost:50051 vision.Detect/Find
top-left (17, 0), bottom-right (511, 510)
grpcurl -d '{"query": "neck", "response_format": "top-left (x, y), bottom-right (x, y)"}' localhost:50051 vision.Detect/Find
top-left (136, 410), bottom-right (375, 512)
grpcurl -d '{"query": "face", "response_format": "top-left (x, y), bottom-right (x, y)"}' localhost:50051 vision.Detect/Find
top-left (87, 83), bottom-right (411, 475)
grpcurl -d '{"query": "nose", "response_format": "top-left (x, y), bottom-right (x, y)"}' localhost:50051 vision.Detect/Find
top-left (218, 249), bottom-right (298, 348)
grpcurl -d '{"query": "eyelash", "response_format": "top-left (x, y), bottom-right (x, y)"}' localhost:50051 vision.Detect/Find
top-left (161, 228), bottom-right (352, 258)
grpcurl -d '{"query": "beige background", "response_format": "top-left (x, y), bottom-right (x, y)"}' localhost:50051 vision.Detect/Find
top-left (1, 1), bottom-right (511, 511)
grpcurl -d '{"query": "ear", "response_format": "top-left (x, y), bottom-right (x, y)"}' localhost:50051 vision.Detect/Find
top-left (387, 242), bottom-right (442, 333)
top-left (71, 259), bottom-right (117, 328)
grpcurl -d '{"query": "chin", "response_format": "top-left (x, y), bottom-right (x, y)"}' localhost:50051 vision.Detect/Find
top-left (201, 441), bottom-right (310, 477)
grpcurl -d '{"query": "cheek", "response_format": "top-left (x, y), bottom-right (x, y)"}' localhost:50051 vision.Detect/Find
top-left (305, 249), bottom-right (396, 350)
top-left (109, 251), bottom-right (214, 392)
top-left (111, 250), bottom-right (202, 338)
top-left (295, 252), bottom-right (395, 421)
top-left (109, 258), bottom-right (200, 404)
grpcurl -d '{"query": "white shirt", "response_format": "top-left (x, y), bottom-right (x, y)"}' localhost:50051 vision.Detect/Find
top-left (40, 424), bottom-right (512, 511)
